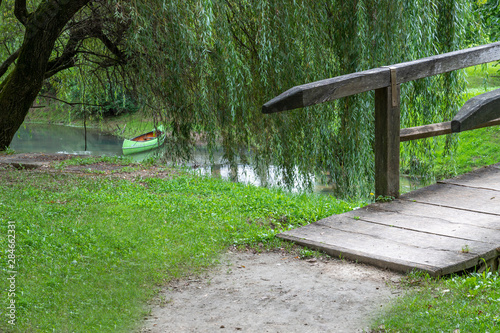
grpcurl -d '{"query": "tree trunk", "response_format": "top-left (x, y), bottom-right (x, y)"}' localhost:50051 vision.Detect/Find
top-left (0, 0), bottom-right (90, 150)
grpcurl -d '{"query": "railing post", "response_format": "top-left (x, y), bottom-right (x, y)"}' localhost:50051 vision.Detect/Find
top-left (375, 83), bottom-right (400, 198)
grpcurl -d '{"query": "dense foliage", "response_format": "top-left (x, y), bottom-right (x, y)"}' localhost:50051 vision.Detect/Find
top-left (122, 0), bottom-right (481, 197)
top-left (0, 0), bottom-right (485, 198)
top-left (0, 0), bottom-right (131, 152)
top-left (474, 0), bottom-right (500, 42)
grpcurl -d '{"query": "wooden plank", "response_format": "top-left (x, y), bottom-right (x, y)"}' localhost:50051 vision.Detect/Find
top-left (356, 200), bottom-right (500, 232)
top-left (316, 217), bottom-right (496, 253)
top-left (337, 207), bottom-right (500, 244)
top-left (279, 224), bottom-right (440, 274)
top-left (278, 162), bottom-right (500, 276)
top-left (375, 86), bottom-right (400, 198)
top-left (278, 223), bottom-right (495, 276)
top-left (439, 164), bottom-right (500, 191)
top-left (475, 117), bottom-right (500, 130)
top-left (452, 89), bottom-right (500, 132)
top-left (262, 42), bottom-right (500, 113)
top-left (400, 122), bottom-right (451, 141)
top-left (404, 183), bottom-right (500, 215)
top-left (393, 42), bottom-right (500, 83)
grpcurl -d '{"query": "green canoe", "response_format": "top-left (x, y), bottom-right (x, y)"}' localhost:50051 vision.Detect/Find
top-left (122, 125), bottom-right (166, 155)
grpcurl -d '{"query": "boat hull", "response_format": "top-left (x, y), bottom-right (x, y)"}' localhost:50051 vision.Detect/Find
top-left (122, 126), bottom-right (166, 155)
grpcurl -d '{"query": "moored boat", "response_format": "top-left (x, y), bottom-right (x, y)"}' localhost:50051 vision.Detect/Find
top-left (122, 125), bottom-right (166, 155)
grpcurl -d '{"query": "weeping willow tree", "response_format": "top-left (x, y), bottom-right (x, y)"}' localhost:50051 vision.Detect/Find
top-left (0, 0), bottom-right (481, 198)
top-left (121, 0), bottom-right (480, 198)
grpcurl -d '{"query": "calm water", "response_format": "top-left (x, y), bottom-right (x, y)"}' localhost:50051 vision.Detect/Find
top-left (11, 123), bottom-right (123, 156)
top-left (10, 123), bottom-right (425, 194)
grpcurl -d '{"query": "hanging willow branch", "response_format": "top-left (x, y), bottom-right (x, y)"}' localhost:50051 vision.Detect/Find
top-left (121, 0), bottom-right (480, 198)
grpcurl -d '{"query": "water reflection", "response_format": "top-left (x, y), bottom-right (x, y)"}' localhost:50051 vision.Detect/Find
top-left (11, 123), bottom-right (122, 156)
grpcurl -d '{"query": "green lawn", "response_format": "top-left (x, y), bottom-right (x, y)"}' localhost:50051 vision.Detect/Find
top-left (421, 63), bottom-right (500, 179)
top-left (373, 271), bottom-right (500, 332)
top-left (0, 165), bottom-right (353, 332)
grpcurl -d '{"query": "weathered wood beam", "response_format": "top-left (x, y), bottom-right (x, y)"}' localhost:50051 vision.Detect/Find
top-left (393, 43), bottom-right (500, 84)
top-left (400, 117), bottom-right (500, 142)
top-left (375, 85), bottom-right (400, 198)
top-left (452, 89), bottom-right (500, 133)
top-left (400, 122), bottom-right (452, 142)
top-left (262, 67), bottom-right (390, 113)
top-left (262, 42), bottom-right (500, 114)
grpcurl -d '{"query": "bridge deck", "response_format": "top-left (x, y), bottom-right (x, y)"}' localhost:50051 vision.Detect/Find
top-left (278, 163), bottom-right (500, 276)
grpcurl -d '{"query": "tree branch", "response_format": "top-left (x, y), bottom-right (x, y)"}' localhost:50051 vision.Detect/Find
top-left (0, 48), bottom-right (21, 79)
top-left (44, 14), bottom-right (128, 79)
top-left (14, 0), bottom-right (29, 26)
top-left (38, 94), bottom-right (107, 108)
top-left (44, 60), bottom-right (77, 79)
top-left (45, 19), bottom-right (93, 76)
top-left (97, 33), bottom-right (127, 63)
top-left (224, 0), bottom-right (258, 56)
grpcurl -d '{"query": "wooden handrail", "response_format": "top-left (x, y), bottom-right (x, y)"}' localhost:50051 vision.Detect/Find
top-left (400, 118), bottom-right (500, 142)
top-left (452, 88), bottom-right (500, 132)
top-left (262, 42), bottom-right (500, 198)
top-left (401, 88), bottom-right (500, 141)
top-left (263, 42), bottom-right (500, 114)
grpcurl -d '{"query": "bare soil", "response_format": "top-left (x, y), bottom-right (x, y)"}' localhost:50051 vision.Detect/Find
top-left (141, 250), bottom-right (402, 333)
top-left (0, 153), bottom-right (179, 180)
top-left (1, 153), bottom-right (403, 333)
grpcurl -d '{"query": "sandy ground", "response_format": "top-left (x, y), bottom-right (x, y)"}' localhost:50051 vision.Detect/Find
top-left (141, 250), bottom-right (403, 333)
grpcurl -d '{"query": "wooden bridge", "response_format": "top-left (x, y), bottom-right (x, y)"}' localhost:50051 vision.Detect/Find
top-left (263, 43), bottom-right (500, 276)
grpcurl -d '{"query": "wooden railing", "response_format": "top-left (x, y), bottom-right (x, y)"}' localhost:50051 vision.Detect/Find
top-left (262, 42), bottom-right (500, 198)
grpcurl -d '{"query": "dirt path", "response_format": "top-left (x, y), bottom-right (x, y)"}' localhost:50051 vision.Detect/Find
top-left (141, 250), bottom-right (402, 333)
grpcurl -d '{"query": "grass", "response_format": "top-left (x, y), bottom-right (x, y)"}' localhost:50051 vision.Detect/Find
top-left (0, 167), bottom-right (354, 332)
top-left (52, 156), bottom-right (135, 169)
top-left (463, 62), bottom-right (500, 93)
top-left (373, 270), bottom-right (500, 332)
top-left (432, 124), bottom-right (500, 179)
top-left (439, 63), bottom-right (500, 176)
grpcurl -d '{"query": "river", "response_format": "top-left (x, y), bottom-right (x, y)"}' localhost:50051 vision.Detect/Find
top-left (10, 123), bottom-right (425, 194)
